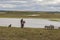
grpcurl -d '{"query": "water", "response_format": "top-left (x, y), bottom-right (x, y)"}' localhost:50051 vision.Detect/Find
top-left (0, 18), bottom-right (60, 28)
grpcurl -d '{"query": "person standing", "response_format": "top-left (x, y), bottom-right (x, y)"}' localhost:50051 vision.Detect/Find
top-left (20, 18), bottom-right (25, 28)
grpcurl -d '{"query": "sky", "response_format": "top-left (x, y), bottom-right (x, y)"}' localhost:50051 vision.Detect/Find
top-left (0, 0), bottom-right (60, 11)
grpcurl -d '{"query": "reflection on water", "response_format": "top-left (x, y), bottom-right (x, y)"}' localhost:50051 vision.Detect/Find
top-left (0, 18), bottom-right (60, 28)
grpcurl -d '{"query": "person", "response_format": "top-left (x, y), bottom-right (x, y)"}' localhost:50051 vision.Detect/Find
top-left (20, 18), bottom-right (25, 28)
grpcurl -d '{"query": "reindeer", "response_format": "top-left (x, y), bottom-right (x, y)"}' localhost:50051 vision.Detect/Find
top-left (8, 24), bottom-right (11, 27)
top-left (45, 25), bottom-right (54, 30)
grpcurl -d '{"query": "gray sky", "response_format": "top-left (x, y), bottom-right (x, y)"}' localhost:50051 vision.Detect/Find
top-left (0, 0), bottom-right (60, 11)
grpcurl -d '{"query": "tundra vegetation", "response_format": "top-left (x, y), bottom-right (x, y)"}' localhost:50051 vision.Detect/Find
top-left (0, 27), bottom-right (60, 40)
top-left (0, 11), bottom-right (60, 19)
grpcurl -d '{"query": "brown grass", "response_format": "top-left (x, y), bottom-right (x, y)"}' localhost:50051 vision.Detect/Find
top-left (0, 27), bottom-right (60, 40)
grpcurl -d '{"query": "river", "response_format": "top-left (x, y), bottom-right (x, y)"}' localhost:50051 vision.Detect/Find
top-left (0, 18), bottom-right (60, 29)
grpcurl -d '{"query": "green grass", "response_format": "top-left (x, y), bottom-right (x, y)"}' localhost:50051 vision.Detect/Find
top-left (0, 27), bottom-right (60, 40)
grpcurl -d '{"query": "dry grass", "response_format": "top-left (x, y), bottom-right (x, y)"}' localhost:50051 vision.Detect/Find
top-left (0, 27), bottom-right (60, 40)
top-left (0, 11), bottom-right (60, 18)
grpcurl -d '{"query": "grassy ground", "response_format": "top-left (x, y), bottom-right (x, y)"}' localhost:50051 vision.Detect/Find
top-left (0, 11), bottom-right (60, 18)
top-left (0, 13), bottom-right (60, 18)
top-left (0, 27), bottom-right (60, 40)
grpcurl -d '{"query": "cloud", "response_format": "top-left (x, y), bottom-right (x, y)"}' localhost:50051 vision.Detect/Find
top-left (11, 1), bottom-right (27, 3)
top-left (0, 4), bottom-right (16, 8)
top-left (35, 0), bottom-right (60, 5)
top-left (0, 0), bottom-right (60, 11)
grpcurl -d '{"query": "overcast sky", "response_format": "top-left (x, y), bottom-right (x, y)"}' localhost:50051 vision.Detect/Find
top-left (0, 0), bottom-right (60, 11)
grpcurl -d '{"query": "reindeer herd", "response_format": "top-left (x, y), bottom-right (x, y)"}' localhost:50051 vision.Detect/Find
top-left (45, 25), bottom-right (54, 30)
